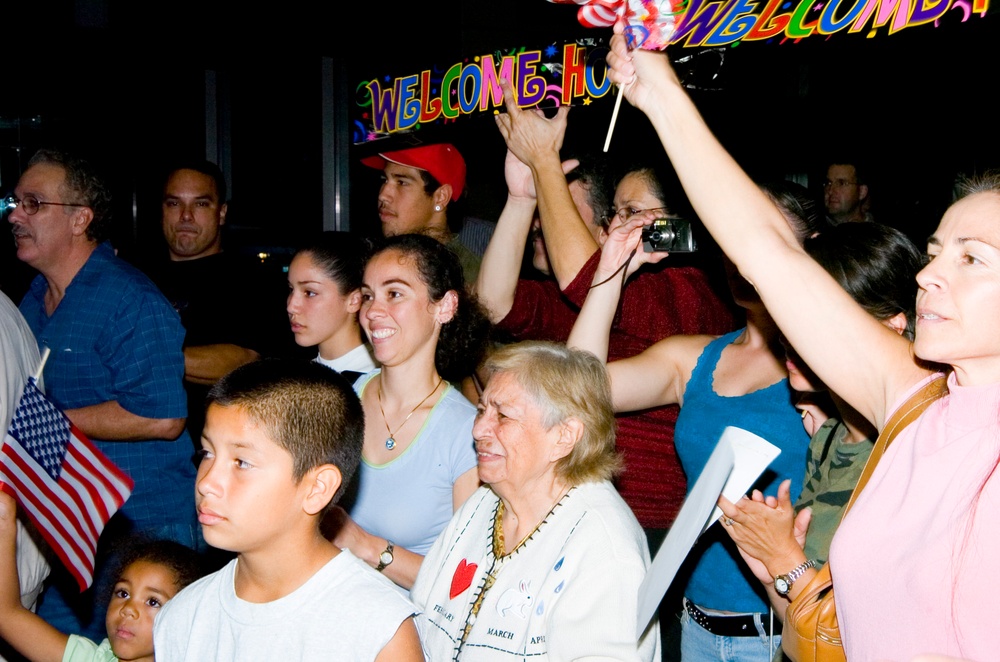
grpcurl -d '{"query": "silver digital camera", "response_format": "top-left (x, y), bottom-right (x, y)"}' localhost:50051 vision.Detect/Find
top-left (642, 218), bottom-right (696, 253)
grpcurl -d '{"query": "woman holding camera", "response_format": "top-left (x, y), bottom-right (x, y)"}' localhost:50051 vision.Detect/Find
top-left (486, 98), bottom-right (735, 543)
top-left (569, 181), bottom-right (822, 661)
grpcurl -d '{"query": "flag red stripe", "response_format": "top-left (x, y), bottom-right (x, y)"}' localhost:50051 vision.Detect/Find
top-left (0, 471), bottom-right (93, 588)
top-left (1, 445), bottom-right (97, 558)
top-left (2, 442), bottom-right (98, 556)
top-left (61, 454), bottom-right (111, 540)
top-left (0, 450), bottom-right (93, 589)
top-left (69, 437), bottom-right (133, 499)
top-left (66, 441), bottom-right (131, 512)
top-left (2, 380), bottom-right (133, 591)
top-left (68, 422), bottom-right (133, 489)
top-left (54, 468), bottom-right (101, 543)
top-left (48, 452), bottom-right (103, 542)
top-left (64, 451), bottom-right (124, 523)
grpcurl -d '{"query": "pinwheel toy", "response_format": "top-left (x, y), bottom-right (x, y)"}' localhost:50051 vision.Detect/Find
top-left (549, 0), bottom-right (685, 149)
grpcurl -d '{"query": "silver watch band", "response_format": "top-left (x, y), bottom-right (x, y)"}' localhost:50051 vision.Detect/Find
top-left (786, 558), bottom-right (816, 584)
top-left (775, 558), bottom-right (817, 596)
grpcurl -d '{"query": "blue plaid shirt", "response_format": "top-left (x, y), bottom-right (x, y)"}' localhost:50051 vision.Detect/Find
top-left (19, 242), bottom-right (196, 533)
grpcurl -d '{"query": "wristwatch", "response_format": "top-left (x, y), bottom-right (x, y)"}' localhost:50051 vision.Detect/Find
top-left (774, 559), bottom-right (816, 596)
top-left (375, 540), bottom-right (395, 572)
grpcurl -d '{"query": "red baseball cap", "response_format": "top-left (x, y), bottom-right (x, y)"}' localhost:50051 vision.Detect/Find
top-left (361, 143), bottom-right (466, 202)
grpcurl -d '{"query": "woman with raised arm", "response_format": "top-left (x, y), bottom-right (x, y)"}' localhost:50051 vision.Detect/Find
top-left (329, 234), bottom-right (491, 591)
top-left (606, 27), bottom-right (999, 660)
top-left (569, 183), bottom-right (822, 661)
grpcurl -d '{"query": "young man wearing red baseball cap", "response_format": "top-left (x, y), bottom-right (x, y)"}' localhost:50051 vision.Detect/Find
top-left (362, 143), bottom-right (480, 284)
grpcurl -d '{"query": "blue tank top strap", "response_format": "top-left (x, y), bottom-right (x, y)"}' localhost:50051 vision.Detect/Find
top-left (686, 329), bottom-right (743, 394)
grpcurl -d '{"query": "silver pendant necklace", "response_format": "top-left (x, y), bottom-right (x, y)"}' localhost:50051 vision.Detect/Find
top-left (377, 375), bottom-right (444, 450)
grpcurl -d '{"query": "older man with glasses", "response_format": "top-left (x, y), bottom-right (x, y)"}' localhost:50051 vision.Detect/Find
top-left (6, 149), bottom-right (198, 640)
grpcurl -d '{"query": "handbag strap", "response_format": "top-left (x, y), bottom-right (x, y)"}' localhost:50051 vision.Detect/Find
top-left (842, 374), bottom-right (948, 516)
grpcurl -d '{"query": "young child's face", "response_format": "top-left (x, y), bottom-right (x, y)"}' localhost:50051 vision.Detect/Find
top-left (196, 404), bottom-right (307, 554)
top-left (105, 560), bottom-right (180, 662)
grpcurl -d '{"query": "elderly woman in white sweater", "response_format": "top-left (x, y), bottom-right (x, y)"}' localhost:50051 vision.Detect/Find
top-left (411, 341), bottom-right (659, 662)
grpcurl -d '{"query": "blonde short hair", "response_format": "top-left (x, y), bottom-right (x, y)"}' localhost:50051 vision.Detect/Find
top-left (484, 341), bottom-right (621, 484)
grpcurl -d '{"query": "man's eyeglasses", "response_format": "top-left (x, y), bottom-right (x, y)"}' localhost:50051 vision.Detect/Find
top-left (612, 206), bottom-right (669, 222)
top-left (3, 195), bottom-right (88, 216)
top-left (822, 179), bottom-right (857, 190)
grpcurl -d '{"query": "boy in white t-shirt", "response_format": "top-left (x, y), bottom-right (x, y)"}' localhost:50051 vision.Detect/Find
top-left (153, 360), bottom-right (421, 661)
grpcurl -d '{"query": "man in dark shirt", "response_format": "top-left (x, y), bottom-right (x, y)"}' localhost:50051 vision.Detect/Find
top-left (144, 160), bottom-right (285, 441)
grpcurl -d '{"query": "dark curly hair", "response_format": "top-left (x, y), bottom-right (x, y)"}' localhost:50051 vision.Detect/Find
top-left (565, 155), bottom-right (614, 230)
top-left (368, 234), bottom-right (491, 381)
top-left (111, 539), bottom-right (204, 595)
top-left (27, 149), bottom-right (112, 243)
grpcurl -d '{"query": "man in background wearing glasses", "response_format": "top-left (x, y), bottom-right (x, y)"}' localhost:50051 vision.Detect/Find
top-left (822, 160), bottom-right (873, 225)
top-left (7, 150), bottom-right (198, 640)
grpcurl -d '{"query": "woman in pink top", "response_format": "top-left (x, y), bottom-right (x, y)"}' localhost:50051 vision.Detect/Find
top-left (605, 25), bottom-right (1000, 662)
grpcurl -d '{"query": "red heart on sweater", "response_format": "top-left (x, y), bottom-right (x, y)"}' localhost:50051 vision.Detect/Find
top-left (450, 559), bottom-right (478, 599)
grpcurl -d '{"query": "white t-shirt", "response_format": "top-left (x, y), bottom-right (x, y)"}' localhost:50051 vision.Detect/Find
top-left (153, 550), bottom-right (415, 661)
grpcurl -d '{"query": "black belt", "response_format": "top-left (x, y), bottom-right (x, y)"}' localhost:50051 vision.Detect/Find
top-left (685, 601), bottom-right (782, 637)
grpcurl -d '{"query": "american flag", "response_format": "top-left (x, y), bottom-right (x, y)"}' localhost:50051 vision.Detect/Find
top-left (0, 378), bottom-right (133, 591)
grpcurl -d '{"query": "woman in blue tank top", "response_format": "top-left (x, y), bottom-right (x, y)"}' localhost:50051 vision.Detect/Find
top-left (569, 182), bottom-right (822, 661)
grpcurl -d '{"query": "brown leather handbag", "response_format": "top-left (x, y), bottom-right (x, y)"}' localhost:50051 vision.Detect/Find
top-left (781, 375), bottom-right (948, 662)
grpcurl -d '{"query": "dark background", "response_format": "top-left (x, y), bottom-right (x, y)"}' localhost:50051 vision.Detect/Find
top-left (1, 0), bottom-right (997, 300)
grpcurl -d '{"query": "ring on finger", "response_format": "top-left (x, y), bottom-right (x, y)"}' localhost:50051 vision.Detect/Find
top-left (724, 517), bottom-right (735, 527)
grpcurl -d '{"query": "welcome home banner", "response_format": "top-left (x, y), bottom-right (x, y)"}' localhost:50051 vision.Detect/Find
top-left (353, 0), bottom-right (989, 143)
top-left (354, 40), bottom-right (612, 143)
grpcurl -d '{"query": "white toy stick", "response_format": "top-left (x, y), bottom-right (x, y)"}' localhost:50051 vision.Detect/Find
top-left (603, 84), bottom-right (625, 152)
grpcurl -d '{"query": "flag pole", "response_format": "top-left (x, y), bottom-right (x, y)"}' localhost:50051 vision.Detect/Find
top-left (33, 347), bottom-right (50, 383)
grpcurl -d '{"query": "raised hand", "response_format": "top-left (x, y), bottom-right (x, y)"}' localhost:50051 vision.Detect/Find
top-left (495, 78), bottom-right (569, 170)
top-left (505, 150), bottom-right (580, 203)
top-left (504, 149), bottom-right (536, 201)
top-left (605, 24), bottom-right (681, 114)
